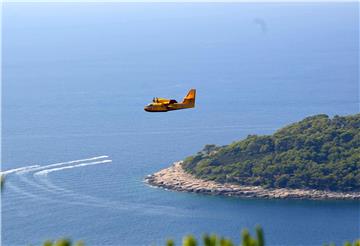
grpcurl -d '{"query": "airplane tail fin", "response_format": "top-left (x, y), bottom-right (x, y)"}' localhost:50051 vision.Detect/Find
top-left (182, 89), bottom-right (196, 107)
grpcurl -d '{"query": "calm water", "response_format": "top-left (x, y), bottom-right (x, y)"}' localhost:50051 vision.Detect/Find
top-left (2, 3), bottom-right (359, 246)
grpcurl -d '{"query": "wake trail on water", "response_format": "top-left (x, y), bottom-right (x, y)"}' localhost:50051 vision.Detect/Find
top-left (17, 173), bottom-right (102, 205)
top-left (18, 155), bottom-right (109, 174)
top-left (3, 156), bottom-right (191, 216)
top-left (6, 181), bottom-right (58, 203)
top-left (1, 165), bottom-right (40, 175)
top-left (34, 160), bottom-right (112, 176)
top-left (4, 156), bottom-right (114, 208)
top-left (6, 181), bottom-right (115, 208)
top-left (35, 174), bottom-right (105, 203)
top-left (2, 156), bottom-right (113, 204)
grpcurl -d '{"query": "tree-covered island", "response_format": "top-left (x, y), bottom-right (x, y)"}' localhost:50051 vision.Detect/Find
top-left (146, 114), bottom-right (360, 199)
top-left (182, 114), bottom-right (360, 192)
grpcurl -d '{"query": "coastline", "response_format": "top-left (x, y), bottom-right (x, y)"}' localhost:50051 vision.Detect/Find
top-left (145, 162), bottom-right (360, 200)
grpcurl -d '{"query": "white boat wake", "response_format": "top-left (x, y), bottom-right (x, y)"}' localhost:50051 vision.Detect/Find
top-left (18, 155), bottom-right (109, 174)
top-left (34, 159), bottom-right (112, 176)
top-left (2, 156), bottom-right (118, 208)
top-left (2, 156), bottom-right (189, 216)
top-left (1, 165), bottom-right (40, 175)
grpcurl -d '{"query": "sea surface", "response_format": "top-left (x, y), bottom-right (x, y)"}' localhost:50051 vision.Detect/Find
top-left (2, 3), bottom-right (359, 246)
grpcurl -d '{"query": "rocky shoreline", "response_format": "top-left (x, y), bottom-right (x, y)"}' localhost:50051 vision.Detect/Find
top-left (145, 162), bottom-right (360, 200)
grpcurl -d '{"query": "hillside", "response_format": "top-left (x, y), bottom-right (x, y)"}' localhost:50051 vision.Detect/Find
top-left (182, 114), bottom-right (360, 192)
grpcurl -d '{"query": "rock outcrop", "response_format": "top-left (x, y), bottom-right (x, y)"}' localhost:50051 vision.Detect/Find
top-left (145, 162), bottom-right (360, 200)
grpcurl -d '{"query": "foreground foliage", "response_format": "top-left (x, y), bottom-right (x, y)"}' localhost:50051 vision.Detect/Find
top-left (166, 226), bottom-right (264, 246)
top-left (183, 114), bottom-right (360, 191)
top-left (42, 227), bottom-right (360, 246)
top-left (1, 174), bottom-right (4, 191)
top-left (42, 239), bottom-right (84, 246)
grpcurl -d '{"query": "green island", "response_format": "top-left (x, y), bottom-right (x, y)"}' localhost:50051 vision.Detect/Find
top-left (146, 114), bottom-right (360, 200)
top-left (182, 114), bottom-right (360, 192)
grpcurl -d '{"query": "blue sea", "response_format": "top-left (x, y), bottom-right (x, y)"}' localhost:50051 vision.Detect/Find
top-left (2, 3), bottom-right (359, 246)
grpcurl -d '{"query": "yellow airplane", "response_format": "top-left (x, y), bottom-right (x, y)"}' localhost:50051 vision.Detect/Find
top-left (144, 89), bottom-right (196, 112)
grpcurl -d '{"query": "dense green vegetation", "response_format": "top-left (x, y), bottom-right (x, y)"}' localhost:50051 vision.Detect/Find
top-left (183, 114), bottom-right (360, 192)
top-left (166, 226), bottom-right (264, 246)
top-left (42, 239), bottom-right (84, 246)
top-left (42, 227), bottom-right (360, 246)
